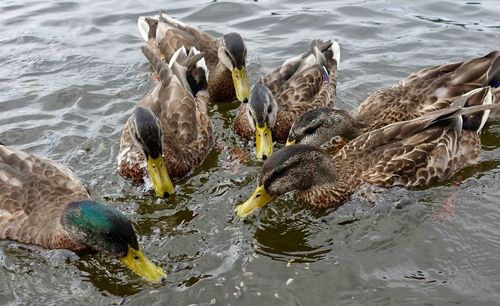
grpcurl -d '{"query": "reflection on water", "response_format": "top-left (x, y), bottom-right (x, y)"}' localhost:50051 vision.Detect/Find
top-left (1, 0), bottom-right (500, 304)
top-left (253, 208), bottom-right (335, 263)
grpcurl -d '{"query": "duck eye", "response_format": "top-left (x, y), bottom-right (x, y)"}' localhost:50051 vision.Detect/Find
top-left (267, 106), bottom-right (272, 114)
top-left (333, 136), bottom-right (343, 143)
top-left (304, 126), bottom-right (316, 135)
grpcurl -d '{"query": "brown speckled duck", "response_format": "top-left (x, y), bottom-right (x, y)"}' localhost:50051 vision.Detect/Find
top-left (0, 144), bottom-right (164, 282)
top-left (236, 87), bottom-right (499, 217)
top-left (287, 51), bottom-right (500, 151)
top-left (234, 39), bottom-right (339, 160)
top-left (118, 46), bottom-right (213, 198)
top-left (138, 11), bottom-right (249, 103)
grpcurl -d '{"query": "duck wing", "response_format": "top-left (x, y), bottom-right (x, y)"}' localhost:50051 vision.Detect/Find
top-left (355, 51), bottom-right (500, 130)
top-left (138, 12), bottom-right (219, 71)
top-left (0, 145), bottom-right (89, 248)
top-left (338, 87), bottom-right (498, 187)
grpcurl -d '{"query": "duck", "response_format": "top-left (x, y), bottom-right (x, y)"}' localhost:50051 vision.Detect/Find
top-left (138, 11), bottom-right (250, 103)
top-left (234, 39), bottom-right (340, 160)
top-left (118, 45), bottom-right (213, 198)
top-left (0, 144), bottom-right (165, 282)
top-left (286, 50), bottom-right (500, 151)
top-left (236, 87), bottom-right (499, 217)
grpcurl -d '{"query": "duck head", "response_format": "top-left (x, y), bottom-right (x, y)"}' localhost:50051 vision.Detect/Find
top-left (287, 108), bottom-right (363, 152)
top-left (130, 106), bottom-right (174, 198)
top-left (246, 84), bottom-right (278, 160)
top-left (235, 144), bottom-right (336, 217)
top-left (218, 32), bottom-right (250, 102)
top-left (62, 200), bottom-right (165, 283)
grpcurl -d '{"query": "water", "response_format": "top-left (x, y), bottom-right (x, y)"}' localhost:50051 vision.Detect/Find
top-left (1, 0), bottom-right (500, 305)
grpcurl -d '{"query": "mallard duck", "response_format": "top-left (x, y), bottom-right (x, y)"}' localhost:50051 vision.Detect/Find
top-left (118, 46), bottom-right (213, 198)
top-left (138, 11), bottom-right (249, 103)
top-left (236, 87), bottom-right (499, 217)
top-left (0, 144), bottom-right (165, 282)
top-left (286, 51), bottom-right (500, 149)
top-left (233, 39), bottom-right (340, 160)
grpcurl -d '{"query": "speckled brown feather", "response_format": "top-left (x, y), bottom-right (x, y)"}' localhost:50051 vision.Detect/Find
top-left (354, 51), bottom-right (500, 132)
top-left (118, 49), bottom-right (213, 184)
top-left (142, 13), bottom-right (236, 102)
top-left (235, 40), bottom-right (338, 142)
top-left (0, 145), bottom-right (89, 251)
top-left (282, 93), bottom-right (498, 209)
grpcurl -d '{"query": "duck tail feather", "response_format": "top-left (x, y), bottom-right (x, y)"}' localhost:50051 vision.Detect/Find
top-left (184, 47), bottom-right (209, 95)
top-left (169, 46), bottom-right (188, 67)
top-left (458, 87), bottom-right (495, 132)
top-left (488, 88), bottom-right (500, 122)
top-left (138, 16), bottom-right (159, 42)
top-left (487, 51), bottom-right (500, 88)
top-left (141, 46), bottom-right (171, 82)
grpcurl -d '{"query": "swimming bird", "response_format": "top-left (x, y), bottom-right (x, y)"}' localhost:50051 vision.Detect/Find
top-left (138, 11), bottom-right (250, 103)
top-left (286, 51), bottom-right (500, 151)
top-left (234, 39), bottom-right (340, 159)
top-left (118, 46), bottom-right (213, 198)
top-left (0, 144), bottom-right (165, 282)
top-left (236, 87), bottom-right (498, 217)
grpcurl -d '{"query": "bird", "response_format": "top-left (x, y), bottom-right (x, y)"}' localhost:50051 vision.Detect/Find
top-left (234, 39), bottom-right (340, 160)
top-left (236, 87), bottom-right (498, 217)
top-left (0, 144), bottom-right (165, 282)
top-left (286, 51), bottom-right (500, 152)
top-left (138, 11), bottom-right (250, 103)
top-left (118, 45), bottom-right (213, 198)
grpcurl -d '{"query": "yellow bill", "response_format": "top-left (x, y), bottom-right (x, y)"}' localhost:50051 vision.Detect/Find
top-left (235, 185), bottom-right (275, 218)
top-left (285, 139), bottom-right (296, 146)
top-left (147, 156), bottom-right (174, 198)
top-left (121, 246), bottom-right (165, 283)
top-left (256, 124), bottom-right (273, 160)
top-left (231, 67), bottom-right (250, 102)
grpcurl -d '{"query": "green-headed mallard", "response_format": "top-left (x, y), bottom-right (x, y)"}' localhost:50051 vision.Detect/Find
top-left (234, 39), bottom-right (340, 160)
top-left (0, 144), bottom-right (165, 282)
top-left (138, 11), bottom-right (249, 103)
top-left (118, 46), bottom-right (213, 198)
top-left (286, 51), bottom-right (500, 150)
top-left (236, 87), bottom-right (499, 217)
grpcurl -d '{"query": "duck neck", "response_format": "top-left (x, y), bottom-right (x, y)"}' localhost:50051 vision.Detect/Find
top-left (208, 62), bottom-right (234, 102)
top-left (296, 161), bottom-right (356, 210)
top-left (334, 114), bottom-right (365, 142)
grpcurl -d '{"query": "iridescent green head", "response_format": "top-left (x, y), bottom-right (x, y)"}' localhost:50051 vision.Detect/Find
top-left (62, 200), bottom-right (165, 283)
top-left (62, 200), bottom-right (137, 256)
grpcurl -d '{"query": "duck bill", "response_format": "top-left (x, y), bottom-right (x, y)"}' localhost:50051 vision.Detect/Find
top-left (121, 246), bottom-right (165, 283)
top-left (147, 156), bottom-right (174, 197)
top-left (235, 185), bottom-right (275, 218)
top-left (255, 124), bottom-right (273, 160)
top-left (285, 139), bottom-right (296, 146)
top-left (231, 67), bottom-right (250, 102)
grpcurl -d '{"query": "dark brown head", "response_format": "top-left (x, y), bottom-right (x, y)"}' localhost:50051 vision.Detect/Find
top-left (222, 33), bottom-right (246, 69)
top-left (287, 108), bottom-right (363, 149)
top-left (247, 84), bottom-right (278, 160)
top-left (235, 145), bottom-right (336, 217)
top-left (218, 32), bottom-right (249, 102)
top-left (130, 107), bottom-right (174, 198)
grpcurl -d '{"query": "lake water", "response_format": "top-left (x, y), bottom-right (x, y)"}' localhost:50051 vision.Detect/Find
top-left (1, 0), bottom-right (500, 305)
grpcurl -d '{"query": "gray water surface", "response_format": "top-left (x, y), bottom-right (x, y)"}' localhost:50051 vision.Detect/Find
top-left (1, 0), bottom-right (500, 305)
